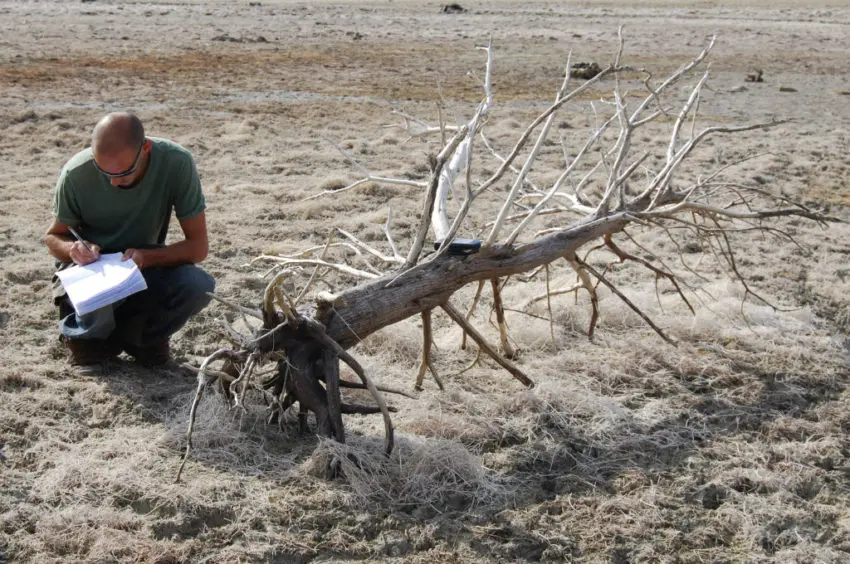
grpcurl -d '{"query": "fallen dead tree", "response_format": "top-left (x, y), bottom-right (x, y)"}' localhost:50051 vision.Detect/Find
top-left (176, 31), bottom-right (831, 481)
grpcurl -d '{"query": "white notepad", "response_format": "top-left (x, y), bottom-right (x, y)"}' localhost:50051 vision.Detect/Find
top-left (56, 253), bottom-right (148, 316)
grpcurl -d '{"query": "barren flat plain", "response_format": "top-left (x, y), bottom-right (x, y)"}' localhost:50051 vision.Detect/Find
top-left (2, 0), bottom-right (850, 562)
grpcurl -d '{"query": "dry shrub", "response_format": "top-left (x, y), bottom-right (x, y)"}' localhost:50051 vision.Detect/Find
top-left (304, 435), bottom-right (510, 510)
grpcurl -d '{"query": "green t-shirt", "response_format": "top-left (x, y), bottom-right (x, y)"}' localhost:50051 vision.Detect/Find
top-left (53, 137), bottom-right (206, 253)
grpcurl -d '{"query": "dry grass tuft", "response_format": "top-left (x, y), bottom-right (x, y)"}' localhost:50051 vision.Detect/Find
top-left (315, 176), bottom-right (350, 192)
top-left (0, 372), bottom-right (43, 391)
top-left (159, 392), bottom-right (307, 477)
top-left (305, 435), bottom-right (511, 510)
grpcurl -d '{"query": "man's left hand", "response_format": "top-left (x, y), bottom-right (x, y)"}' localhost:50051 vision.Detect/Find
top-left (122, 248), bottom-right (147, 269)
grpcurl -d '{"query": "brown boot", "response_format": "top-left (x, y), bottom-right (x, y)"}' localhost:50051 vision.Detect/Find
top-left (63, 336), bottom-right (117, 367)
top-left (124, 340), bottom-right (171, 367)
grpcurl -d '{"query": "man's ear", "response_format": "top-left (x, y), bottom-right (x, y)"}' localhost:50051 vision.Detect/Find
top-left (142, 138), bottom-right (152, 154)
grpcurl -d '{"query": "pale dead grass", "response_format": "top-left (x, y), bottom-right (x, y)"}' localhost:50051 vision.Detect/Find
top-left (159, 393), bottom-right (307, 477)
top-left (2, 0), bottom-right (850, 561)
top-left (360, 317), bottom-right (424, 368)
top-left (305, 435), bottom-right (510, 510)
top-left (360, 284), bottom-right (849, 558)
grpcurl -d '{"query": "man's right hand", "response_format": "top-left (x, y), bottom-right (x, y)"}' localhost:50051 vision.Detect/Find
top-left (68, 240), bottom-right (101, 265)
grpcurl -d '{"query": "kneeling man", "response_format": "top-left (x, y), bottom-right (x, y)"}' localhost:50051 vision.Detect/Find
top-left (45, 112), bottom-right (215, 368)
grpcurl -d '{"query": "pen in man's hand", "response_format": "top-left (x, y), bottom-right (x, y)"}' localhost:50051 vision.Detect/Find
top-left (67, 226), bottom-right (95, 254)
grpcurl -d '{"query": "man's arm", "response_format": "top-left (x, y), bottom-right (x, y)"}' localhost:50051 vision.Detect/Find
top-left (45, 218), bottom-right (101, 265)
top-left (122, 211), bottom-right (209, 269)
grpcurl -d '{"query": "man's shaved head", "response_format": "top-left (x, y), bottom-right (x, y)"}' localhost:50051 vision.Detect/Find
top-left (91, 112), bottom-right (145, 157)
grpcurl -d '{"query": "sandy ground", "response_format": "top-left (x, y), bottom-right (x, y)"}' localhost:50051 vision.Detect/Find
top-left (1, 0), bottom-right (850, 562)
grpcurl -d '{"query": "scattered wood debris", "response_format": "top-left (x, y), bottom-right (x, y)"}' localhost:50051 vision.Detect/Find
top-left (745, 69), bottom-right (764, 82)
top-left (441, 3), bottom-right (465, 14)
top-left (571, 61), bottom-right (601, 80)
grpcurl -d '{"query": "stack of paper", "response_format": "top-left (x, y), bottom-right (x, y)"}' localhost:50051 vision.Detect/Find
top-left (57, 253), bottom-right (148, 316)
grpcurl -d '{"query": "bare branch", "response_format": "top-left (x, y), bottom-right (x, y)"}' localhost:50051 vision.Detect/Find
top-left (431, 43), bottom-right (495, 242)
top-left (545, 264), bottom-right (556, 348)
top-left (576, 258), bottom-right (676, 345)
top-left (462, 280), bottom-right (486, 350)
top-left (206, 292), bottom-right (263, 320)
top-left (441, 301), bottom-right (534, 388)
top-left (528, 283), bottom-right (583, 305)
top-left (254, 256), bottom-right (379, 280)
top-left (387, 108), bottom-right (460, 139)
top-left (383, 205), bottom-right (403, 262)
top-left (337, 228), bottom-right (401, 265)
top-left (474, 62), bottom-right (623, 200)
top-left (294, 231), bottom-right (335, 306)
top-left (604, 233), bottom-right (695, 315)
top-left (505, 113), bottom-right (615, 244)
top-left (487, 53), bottom-right (574, 245)
top-left (264, 271), bottom-right (297, 326)
top-left (414, 309), bottom-right (443, 391)
top-left (490, 278), bottom-right (516, 359)
top-left (567, 256), bottom-right (600, 339)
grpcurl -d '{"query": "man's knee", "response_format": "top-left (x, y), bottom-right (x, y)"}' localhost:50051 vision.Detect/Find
top-left (175, 265), bottom-right (215, 311)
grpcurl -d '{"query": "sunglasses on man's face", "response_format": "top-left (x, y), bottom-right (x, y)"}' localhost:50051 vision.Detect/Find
top-left (93, 141), bottom-right (145, 178)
